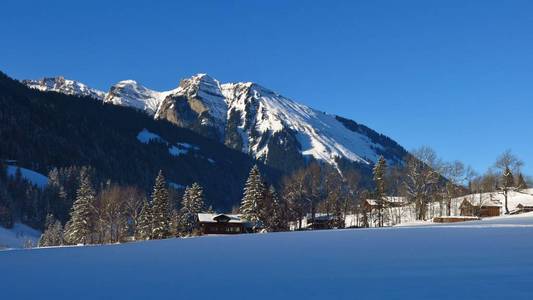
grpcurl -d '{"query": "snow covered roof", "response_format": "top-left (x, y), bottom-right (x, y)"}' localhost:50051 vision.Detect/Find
top-left (197, 213), bottom-right (247, 224)
top-left (456, 191), bottom-right (533, 210)
top-left (304, 213), bottom-right (334, 222)
top-left (459, 196), bottom-right (501, 208)
top-left (365, 197), bottom-right (407, 206)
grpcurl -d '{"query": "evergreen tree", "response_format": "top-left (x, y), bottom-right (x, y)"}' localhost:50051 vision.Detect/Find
top-left (183, 183), bottom-right (205, 214)
top-left (240, 165), bottom-right (265, 229)
top-left (372, 156), bottom-right (387, 227)
top-left (39, 215), bottom-right (63, 247)
top-left (64, 172), bottom-right (95, 245)
top-left (151, 170), bottom-right (171, 239)
top-left (169, 209), bottom-right (180, 237)
top-left (0, 189), bottom-right (13, 229)
top-left (179, 183), bottom-right (205, 235)
top-left (265, 186), bottom-right (286, 232)
top-left (136, 200), bottom-right (153, 240)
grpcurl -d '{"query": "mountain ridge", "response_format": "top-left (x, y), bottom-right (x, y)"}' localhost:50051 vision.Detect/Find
top-left (22, 74), bottom-right (409, 172)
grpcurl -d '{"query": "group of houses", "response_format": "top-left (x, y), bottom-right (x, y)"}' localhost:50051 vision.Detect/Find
top-left (197, 189), bottom-right (533, 234)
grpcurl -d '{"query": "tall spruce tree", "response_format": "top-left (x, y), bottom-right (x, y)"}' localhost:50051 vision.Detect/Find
top-left (373, 156), bottom-right (387, 227)
top-left (240, 165), bottom-right (265, 228)
top-left (64, 172), bottom-right (95, 245)
top-left (136, 200), bottom-right (153, 240)
top-left (179, 183), bottom-right (205, 235)
top-left (151, 170), bottom-right (171, 239)
top-left (266, 186), bottom-right (286, 232)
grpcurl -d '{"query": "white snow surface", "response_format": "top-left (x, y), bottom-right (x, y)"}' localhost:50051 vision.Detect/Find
top-left (2, 214), bottom-right (533, 299)
top-left (168, 145), bottom-right (188, 156)
top-left (0, 223), bottom-right (41, 249)
top-left (6, 165), bottom-right (48, 188)
top-left (136, 128), bottom-right (165, 144)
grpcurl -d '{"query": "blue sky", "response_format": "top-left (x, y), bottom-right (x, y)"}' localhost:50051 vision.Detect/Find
top-left (1, 0), bottom-right (532, 175)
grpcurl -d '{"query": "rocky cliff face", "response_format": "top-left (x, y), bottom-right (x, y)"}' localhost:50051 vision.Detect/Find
top-left (155, 74), bottom-right (227, 142)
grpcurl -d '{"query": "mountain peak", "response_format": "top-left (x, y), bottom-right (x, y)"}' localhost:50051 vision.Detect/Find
top-left (115, 79), bottom-right (139, 86)
top-left (104, 80), bottom-right (173, 115)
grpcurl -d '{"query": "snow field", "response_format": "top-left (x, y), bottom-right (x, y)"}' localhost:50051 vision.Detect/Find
top-left (2, 213), bottom-right (533, 300)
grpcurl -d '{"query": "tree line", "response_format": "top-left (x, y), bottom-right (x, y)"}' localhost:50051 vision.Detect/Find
top-left (39, 169), bottom-right (211, 246)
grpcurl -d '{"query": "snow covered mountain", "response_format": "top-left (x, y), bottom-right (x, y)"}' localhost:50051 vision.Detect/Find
top-left (22, 77), bottom-right (106, 100)
top-left (22, 74), bottom-right (408, 172)
top-left (104, 80), bottom-right (179, 115)
top-left (155, 74), bottom-right (408, 171)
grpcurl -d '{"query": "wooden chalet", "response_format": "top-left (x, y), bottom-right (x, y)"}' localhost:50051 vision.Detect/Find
top-left (459, 198), bottom-right (501, 217)
top-left (197, 213), bottom-right (252, 234)
top-left (303, 213), bottom-right (335, 230)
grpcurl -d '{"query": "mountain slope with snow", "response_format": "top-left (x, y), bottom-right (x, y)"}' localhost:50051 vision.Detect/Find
top-left (22, 77), bottom-right (106, 100)
top-left (104, 80), bottom-right (179, 115)
top-left (0, 223), bottom-right (40, 249)
top-left (22, 74), bottom-right (408, 172)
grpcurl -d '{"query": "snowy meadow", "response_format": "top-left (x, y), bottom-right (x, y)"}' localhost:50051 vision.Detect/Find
top-left (2, 213), bottom-right (533, 300)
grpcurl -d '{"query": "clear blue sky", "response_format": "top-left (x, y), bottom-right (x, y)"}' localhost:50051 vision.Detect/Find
top-left (1, 0), bottom-right (532, 175)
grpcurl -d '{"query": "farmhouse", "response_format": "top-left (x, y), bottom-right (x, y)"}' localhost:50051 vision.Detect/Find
top-left (197, 213), bottom-right (251, 234)
top-left (459, 197), bottom-right (501, 217)
top-left (303, 213), bottom-right (335, 230)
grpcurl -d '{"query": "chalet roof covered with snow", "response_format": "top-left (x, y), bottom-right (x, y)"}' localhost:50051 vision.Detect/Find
top-left (456, 190), bottom-right (533, 210)
top-left (197, 213), bottom-right (247, 224)
top-left (365, 196), bottom-right (407, 206)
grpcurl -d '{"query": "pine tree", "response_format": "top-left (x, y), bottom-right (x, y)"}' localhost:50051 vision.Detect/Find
top-left (136, 200), bottom-right (153, 240)
top-left (266, 186), bottom-right (286, 232)
top-left (169, 209), bottom-right (180, 237)
top-left (184, 183), bottom-right (205, 214)
top-left (179, 183), bottom-right (205, 235)
top-left (151, 170), bottom-right (171, 239)
top-left (64, 172), bottom-right (95, 245)
top-left (240, 165), bottom-right (265, 229)
top-left (373, 156), bottom-right (387, 227)
top-left (39, 214), bottom-right (64, 247)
